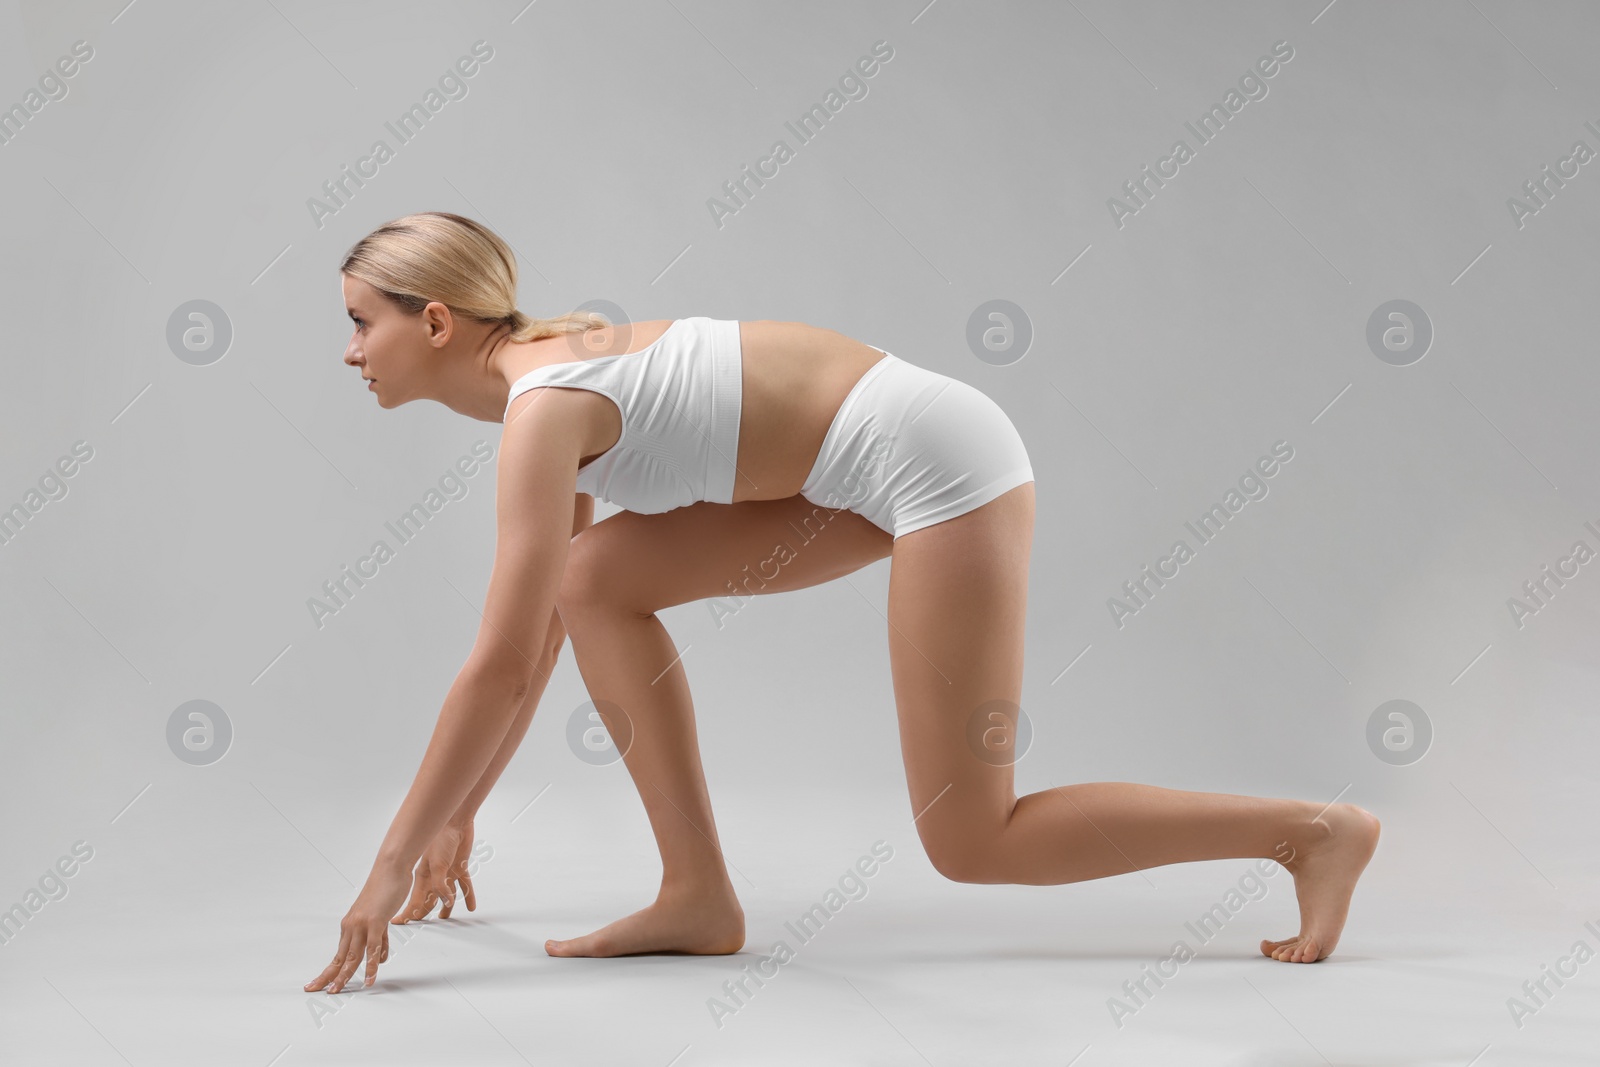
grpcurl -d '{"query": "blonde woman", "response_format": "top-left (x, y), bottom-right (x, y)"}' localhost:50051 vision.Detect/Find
top-left (305, 212), bottom-right (1379, 994)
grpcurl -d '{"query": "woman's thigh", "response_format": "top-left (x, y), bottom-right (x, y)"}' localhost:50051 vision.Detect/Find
top-left (560, 493), bottom-right (894, 615)
top-left (886, 481), bottom-right (1034, 880)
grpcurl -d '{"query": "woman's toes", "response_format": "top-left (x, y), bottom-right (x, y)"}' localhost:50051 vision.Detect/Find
top-left (1260, 935), bottom-right (1334, 962)
top-left (548, 930), bottom-right (615, 957)
top-left (1269, 937), bottom-right (1320, 962)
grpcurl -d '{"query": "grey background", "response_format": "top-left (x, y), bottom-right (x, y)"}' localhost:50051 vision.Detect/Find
top-left (2, 0), bottom-right (1596, 1063)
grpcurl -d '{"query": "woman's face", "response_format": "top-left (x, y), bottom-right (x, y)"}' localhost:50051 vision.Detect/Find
top-left (341, 274), bottom-right (430, 408)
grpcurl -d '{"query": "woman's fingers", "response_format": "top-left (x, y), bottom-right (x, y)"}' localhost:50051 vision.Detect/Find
top-left (393, 862), bottom-right (438, 924)
top-left (362, 924), bottom-right (386, 987)
top-left (329, 930), bottom-right (367, 993)
top-left (440, 870), bottom-right (459, 915)
top-left (304, 962), bottom-right (336, 991)
top-left (318, 922), bottom-right (389, 992)
top-left (392, 865), bottom-right (463, 923)
top-left (415, 877), bottom-right (445, 920)
top-left (398, 887), bottom-right (430, 923)
top-left (305, 926), bottom-right (355, 991)
top-left (388, 848), bottom-right (476, 925)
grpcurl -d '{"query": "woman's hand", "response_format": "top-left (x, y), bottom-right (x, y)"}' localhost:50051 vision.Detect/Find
top-left (392, 817), bottom-right (477, 924)
top-left (304, 860), bottom-right (412, 993)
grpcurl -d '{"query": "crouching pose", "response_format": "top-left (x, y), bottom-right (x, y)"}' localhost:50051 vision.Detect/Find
top-left (305, 212), bottom-right (1379, 994)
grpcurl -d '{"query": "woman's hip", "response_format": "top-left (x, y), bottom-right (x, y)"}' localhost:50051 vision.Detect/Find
top-left (798, 352), bottom-right (1033, 538)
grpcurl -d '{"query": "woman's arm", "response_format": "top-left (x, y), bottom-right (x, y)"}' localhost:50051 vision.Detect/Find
top-left (307, 397), bottom-right (593, 993)
top-left (445, 492), bottom-right (596, 828)
top-left (373, 422), bottom-right (589, 871)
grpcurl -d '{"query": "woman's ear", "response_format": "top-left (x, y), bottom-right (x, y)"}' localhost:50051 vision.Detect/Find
top-left (422, 300), bottom-right (455, 346)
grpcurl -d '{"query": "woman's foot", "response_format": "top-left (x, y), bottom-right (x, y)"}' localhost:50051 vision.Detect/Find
top-left (545, 883), bottom-right (745, 957)
top-left (1260, 802), bottom-right (1381, 963)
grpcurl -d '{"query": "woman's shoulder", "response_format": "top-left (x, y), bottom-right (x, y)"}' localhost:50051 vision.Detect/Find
top-left (578, 317), bottom-right (681, 353)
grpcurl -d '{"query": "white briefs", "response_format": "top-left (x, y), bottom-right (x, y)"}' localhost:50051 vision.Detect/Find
top-left (798, 349), bottom-right (1034, 539)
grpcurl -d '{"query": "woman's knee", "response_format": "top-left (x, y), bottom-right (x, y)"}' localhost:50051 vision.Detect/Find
top-left (918, 825), bottom-right (1006, 885)
top-left (542, 611), bottom-right (568, 665)
top-left (556, 528), bottom-right (615, 612)
top-left (557, 527), bottom-right (649, 618)
top-left (555, 545), bottom-right (593, 615)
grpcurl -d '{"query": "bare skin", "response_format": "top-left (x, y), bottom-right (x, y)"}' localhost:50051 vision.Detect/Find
top-left (342, 277), bottom-right (889, 504)
top-left (338, 278), bottom-right (1380, 967)
top-left (544, 488), bottom-right (1379, 963)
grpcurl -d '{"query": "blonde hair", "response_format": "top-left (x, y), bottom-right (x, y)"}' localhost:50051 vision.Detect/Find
top-left (339, 211), bottom-right (608, 342)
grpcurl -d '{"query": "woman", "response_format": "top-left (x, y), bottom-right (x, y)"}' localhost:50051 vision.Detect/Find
top-left (305, 212), bottom-right (1380, 994)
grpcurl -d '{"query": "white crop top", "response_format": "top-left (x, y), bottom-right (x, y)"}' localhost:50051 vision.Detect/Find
top-left (502, 316), bottom-right (744, 514)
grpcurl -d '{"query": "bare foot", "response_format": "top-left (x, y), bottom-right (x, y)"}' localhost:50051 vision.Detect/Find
top-left (1260, 802), bottom-right (1381, 964)
top-left (546, 884), bottom-right (745, 958)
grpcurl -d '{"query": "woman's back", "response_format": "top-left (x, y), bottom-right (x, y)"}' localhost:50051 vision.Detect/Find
top-left (502, 318), bottom-right (891, 511)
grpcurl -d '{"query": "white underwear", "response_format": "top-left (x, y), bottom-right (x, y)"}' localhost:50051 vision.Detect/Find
top-left (798, 350), bottom-right (1034, 538)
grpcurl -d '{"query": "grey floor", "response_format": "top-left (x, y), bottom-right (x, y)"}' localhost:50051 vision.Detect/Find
top-left (5, 782), bottom-right (1592, 1066)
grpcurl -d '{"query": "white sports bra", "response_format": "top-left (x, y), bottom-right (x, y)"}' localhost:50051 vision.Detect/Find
top-left (502, 316), bottom-right (744, 514)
